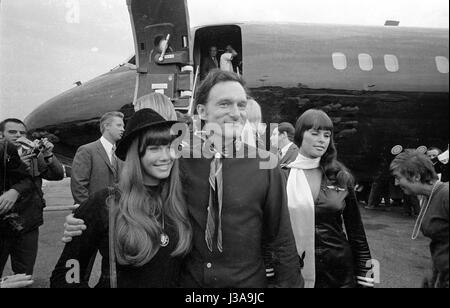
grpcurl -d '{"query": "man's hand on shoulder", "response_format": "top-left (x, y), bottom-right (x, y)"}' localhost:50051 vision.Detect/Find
top-left (0, 274), bottom-right (33, 288)
top-left (62, 212), bottom-right (87, 243)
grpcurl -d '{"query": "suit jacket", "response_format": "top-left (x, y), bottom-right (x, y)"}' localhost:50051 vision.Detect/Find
top-left (70, 139), bottom-right (122, 205)
top-left (200, 56), bottom-right (219, 79)
top-left (280, 143), bottom-right (299, 166)
top-left (179, 139), bottom-right (303, 288)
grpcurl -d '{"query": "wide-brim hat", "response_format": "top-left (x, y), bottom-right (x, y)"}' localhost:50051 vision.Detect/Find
top-left (116, 108), bottom-right (178, 161)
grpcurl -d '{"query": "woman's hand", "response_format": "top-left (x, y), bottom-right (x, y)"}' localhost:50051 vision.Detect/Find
top-left (0, 274), bottom-right (34, 288)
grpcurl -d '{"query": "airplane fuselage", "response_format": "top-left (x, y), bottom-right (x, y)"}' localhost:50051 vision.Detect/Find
top-left (25, 21), bottom-right (449, 184)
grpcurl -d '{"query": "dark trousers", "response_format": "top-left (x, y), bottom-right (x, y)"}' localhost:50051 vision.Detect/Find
top-left (0, 228), bottom-right (39, 276)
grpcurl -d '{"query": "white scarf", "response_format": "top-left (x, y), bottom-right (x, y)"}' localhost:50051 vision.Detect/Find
top-left (286, 153), bottom-right (321, 288)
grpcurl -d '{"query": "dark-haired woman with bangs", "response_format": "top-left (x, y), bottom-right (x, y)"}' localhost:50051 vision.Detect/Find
top-left (284, 109), bottom-right (373, 288)
top-left (50, 109), bottom-right (192, 288)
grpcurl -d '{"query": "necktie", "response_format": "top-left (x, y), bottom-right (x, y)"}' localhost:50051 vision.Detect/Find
top-left (213, 57), bottom-right (218, 68)
top-left (111, 145), bottom-right (116, 165)
top-left (205, 151), bottom-right (223, 253)
top-left (111, 145), bottom-right (119, 182)
top-left (278, 148), bottom-right (283, 159)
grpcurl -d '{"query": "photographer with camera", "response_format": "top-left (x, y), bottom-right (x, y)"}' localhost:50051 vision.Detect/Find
top-left (0, 139), bottom-right (33, 215)
top-left (0, 139), bottom-right (35, 287)
top-left (0, 118), bottom-right (64, 278)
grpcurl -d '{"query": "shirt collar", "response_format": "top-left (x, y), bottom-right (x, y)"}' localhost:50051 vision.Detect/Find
top-left (100, 136), bottom-right (115, 157)
top-left (281, 142), bottom-right (293, 158)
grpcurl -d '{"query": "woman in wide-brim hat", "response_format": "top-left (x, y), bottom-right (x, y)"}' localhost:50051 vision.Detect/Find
top-left (50, 109), bottom-right (192, 288)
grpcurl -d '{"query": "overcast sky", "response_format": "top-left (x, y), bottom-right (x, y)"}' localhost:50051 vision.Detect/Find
top-left (1, 0), bottom-right (449, 120)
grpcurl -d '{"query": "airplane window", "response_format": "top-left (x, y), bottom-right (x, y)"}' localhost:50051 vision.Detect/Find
top-left (435, 56), bottom-right (449, 74)
top-left (358, 54), bottom-right (373, 71)
top-left (384, 55), bottom-right (399, 72)
top-left (332, 53), bottom-right (347, 70)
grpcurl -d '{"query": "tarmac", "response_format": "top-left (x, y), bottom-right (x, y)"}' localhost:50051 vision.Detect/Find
top-left (2, 178), bottom-right (431, 288)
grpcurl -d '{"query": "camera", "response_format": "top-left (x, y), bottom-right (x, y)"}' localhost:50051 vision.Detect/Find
top-left (16, 137), bottom-right (44, 156)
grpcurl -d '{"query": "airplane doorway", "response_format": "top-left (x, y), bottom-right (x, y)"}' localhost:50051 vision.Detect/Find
top-left (194, 25), bottom-right (243, 80)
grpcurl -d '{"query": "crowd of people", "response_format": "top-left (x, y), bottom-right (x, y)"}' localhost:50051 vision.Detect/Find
top-left (0, 70), bottom-right (448, 288)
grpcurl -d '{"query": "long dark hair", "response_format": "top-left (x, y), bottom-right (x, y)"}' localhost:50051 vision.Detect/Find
top-left (114, 125), bottom-right (192, 267)
top-left (294, 109), bottom-right (354, 188)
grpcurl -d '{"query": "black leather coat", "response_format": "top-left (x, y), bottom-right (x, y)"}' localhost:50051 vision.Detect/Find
top-left (283, 168), bottom-right (373, 288)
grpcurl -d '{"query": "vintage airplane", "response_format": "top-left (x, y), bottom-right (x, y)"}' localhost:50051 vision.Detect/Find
top-left (25, 0), bottom-right (449, 188)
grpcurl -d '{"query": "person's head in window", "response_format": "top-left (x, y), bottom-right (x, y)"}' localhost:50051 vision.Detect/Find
top-left (209, 46), bottom-right (218, 58)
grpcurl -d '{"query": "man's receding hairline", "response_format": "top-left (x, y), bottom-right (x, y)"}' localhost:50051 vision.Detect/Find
top-left (204, 81), bottom-right (247, 105)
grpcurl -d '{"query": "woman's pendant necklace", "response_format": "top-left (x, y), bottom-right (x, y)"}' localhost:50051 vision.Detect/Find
top-left (160, 233), bottom-right (170, 247)
top-left (160, 212), bottom-right (169, 247)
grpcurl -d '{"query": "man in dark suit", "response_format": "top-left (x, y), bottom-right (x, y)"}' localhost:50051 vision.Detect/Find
top-left (70, 111), bottom-right (124, 205)
top-left (270, 122), bottom-right (299, 166)
top-left (67, 111), bottom-right (124, 279)
top-left (200, 46), bottom-right (219, 79)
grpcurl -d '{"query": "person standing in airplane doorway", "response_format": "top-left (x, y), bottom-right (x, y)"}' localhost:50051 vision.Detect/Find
top-left (201, 46), bottom-right (219, 80)
top-left (220, 45), bottom-right (238, 73)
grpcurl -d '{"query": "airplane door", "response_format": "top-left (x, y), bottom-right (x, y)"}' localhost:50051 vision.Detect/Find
top-left (127, 0), bottom-right (192, 108)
